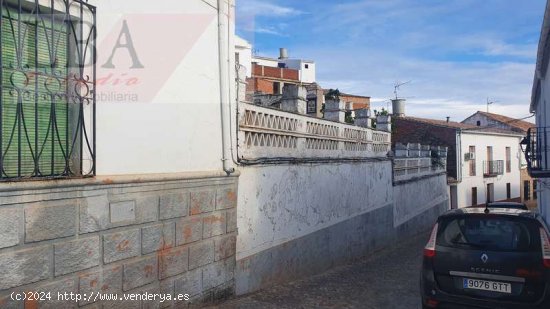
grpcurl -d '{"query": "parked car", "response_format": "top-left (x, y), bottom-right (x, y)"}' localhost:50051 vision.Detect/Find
top-left (420, 207), bottom-right (550, 308)
top-left (485, 202), bottom-right (529, 211)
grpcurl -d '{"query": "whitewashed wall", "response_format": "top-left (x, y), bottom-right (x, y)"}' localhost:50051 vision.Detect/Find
top-left (534, 58), bottom-right (550, 222)
top-left (86, 0), bottom-right (233, 175)
top-left (235, 36), bottom-right (252, 78)
top-left (280, 59), bottom-right (316, 83)
top-left (234, 102), bottom-right (448, 295)
top-left (456, 132), bottom-right (522, 207)
top-left (252, 57), bottom-right (279, 67)
top-left (236, 162), bottom-right (393, 260)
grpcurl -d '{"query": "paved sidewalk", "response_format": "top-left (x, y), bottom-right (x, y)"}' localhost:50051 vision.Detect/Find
top-left (208, 232), bottom-right (429, 309)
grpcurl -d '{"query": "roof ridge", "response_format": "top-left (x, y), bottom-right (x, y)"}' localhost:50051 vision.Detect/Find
top-left (469, 111), bottom-right (534, 132)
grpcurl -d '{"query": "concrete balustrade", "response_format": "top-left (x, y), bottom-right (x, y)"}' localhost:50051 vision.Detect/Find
top-left (238, 102), bottom-right (391, 160)
top-left (393, 143), bottom-right (448, 182)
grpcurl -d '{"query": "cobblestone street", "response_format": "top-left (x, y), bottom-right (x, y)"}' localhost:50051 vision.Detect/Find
top-left (209, 232), bottom-right (429, 309)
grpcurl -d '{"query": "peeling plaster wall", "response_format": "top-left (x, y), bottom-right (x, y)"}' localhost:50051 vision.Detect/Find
top-left (393, 174), bottom-right (448, 227)
top-left (236, 161), bottom-right (393, 261)
top-left (235, 161), bottom-right (448, 295)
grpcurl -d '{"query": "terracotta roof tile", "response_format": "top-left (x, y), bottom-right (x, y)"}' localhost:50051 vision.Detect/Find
top-left (403, 116), bottom-right (477, 129)
top-left (402, 116), bottom-right (523, 136)
top-left (472, 111), bottom-right (535, 133)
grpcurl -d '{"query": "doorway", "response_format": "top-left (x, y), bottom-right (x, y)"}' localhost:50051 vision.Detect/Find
top-left (450, 186), bottom-right (458, 209)
top-left (486, 183), bottom-right (494, 203)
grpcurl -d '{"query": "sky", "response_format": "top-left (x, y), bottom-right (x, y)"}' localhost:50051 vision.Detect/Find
top-left (236, 0), bottom-right (547, 122)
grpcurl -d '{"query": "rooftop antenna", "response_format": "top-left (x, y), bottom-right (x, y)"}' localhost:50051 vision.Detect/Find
top-left (486, 98), bottom-right (498, 113)
top-left (394, 80), bottom-right (412, 100)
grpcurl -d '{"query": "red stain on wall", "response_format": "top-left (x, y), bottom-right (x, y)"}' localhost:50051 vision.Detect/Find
top-left (24, 297), bottom-right (38, 309)
top-left (144, 264), bottom-right (154, 276)
top-left (226, 190), bottom-right (237, 202)
top-left (117, 240), bottom-right (130, 252)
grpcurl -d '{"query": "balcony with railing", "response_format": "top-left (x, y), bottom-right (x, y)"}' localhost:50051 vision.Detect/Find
top-left (523, 127), bottom-right (550, 177)
top-left (483, 160), bottom-right (504, 177)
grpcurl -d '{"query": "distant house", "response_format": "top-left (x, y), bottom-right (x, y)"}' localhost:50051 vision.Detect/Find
top-left (235, 46), bottom-right (324, 116)
top-left (247, 48), bottom-right (316, 97)
top-left (462, 111), bottom-right (536, 208)
top-left (393, 116), bottom-right (523, 209)
top-left (247, 62), bottom-right (301, 95)
top-left (252, 48), bottom-right (316, 84)
top-left (462, 111), bottom-right (535, 133)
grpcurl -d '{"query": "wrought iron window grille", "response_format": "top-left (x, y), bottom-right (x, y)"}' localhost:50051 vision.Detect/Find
top-left (523, 127), bottom-right (550, 178)
top-left (0, 0), bottom-right (96, 181)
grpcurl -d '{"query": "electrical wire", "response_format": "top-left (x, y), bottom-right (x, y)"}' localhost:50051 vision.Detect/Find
top-left (238, 156), bottom-right (391, 166)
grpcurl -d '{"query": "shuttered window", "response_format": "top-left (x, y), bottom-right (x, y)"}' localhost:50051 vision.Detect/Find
top-left (0, 1), bottom-right (96, 180)
top-left (2, 6), bottom-right (69, 177)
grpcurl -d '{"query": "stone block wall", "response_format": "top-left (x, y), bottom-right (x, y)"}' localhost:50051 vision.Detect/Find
top-left (0, 174), bottom-right (238, 308)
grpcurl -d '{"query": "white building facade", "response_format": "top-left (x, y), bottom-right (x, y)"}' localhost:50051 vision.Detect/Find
top-left (251, 49), bottom-right (317, 83)
top-left (235, 35), bottom-right (253, 78)
top-left (529, 0), bottom-right (550, 223)
top-left (279, 58), bottom-right (316, 83)
top-left (456, 131), bottom-right (523, 208)
top-left (393, 117), bottom-right (522, 210)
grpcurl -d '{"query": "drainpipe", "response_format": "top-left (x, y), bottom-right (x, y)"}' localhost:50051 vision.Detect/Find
top-left (218, 0), bottom-right (235, 175)
top-left (456, 129), bottom-right (462, 183)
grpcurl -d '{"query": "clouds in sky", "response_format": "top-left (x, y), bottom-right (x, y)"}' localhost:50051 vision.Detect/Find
top-left (236, 0), bottom-right (546, 122)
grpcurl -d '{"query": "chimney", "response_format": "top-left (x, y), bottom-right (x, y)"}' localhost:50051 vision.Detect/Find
top-left (324, 99), bottom-right (346, 123)
top-left (280, 84), bottom-right (307, 115)
top-left (279, 48), bottom-right (288, 60)
top-left (446, 117), bottom-right (450, 123)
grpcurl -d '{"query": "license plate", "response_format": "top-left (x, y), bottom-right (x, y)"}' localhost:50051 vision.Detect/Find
top-left (463, 278), bottom-right (512, 294)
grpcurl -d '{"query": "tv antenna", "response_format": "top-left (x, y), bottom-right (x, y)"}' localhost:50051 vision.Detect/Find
top-left (394, 80), bottom-right (412, 100)
top-left (486, 98), bottom-right (498, 113)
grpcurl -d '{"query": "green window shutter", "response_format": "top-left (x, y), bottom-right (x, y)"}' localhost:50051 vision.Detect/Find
top-left (1, 6), bottom-right (69, 178)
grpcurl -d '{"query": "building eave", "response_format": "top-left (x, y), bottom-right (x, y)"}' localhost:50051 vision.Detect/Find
top-left (252, 56), bottom-right (279, 62)
top-left (460, 130), bottom-right (524, 138)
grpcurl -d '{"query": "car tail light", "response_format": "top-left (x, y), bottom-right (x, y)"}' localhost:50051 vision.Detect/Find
top-left (425, 298), bottom-right (439, 308)
top-left (515, 268), bottom-right (542, 279)
top-left (424, 223), bottom-right (438, 258)
top-left (539, 228), bottom-right (550, 268)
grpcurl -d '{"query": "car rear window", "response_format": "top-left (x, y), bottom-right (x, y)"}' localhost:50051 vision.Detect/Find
top-left (437, 215), bottom-right (539, 252)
